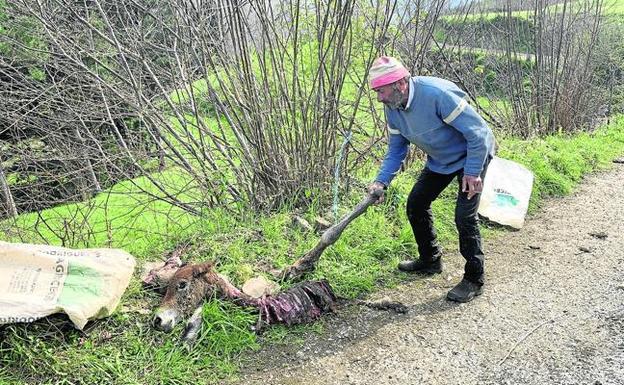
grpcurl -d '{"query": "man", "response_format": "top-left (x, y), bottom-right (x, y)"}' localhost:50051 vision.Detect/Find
top-left (367, 56), bottom-right (496, 303)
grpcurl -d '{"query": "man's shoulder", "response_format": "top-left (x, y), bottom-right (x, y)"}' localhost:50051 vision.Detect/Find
top-left (413, 76), bottom-right (461, 94)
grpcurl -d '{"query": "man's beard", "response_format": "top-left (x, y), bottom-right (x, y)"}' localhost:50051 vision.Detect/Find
top-left (383, 89), bottom-right (404, 109)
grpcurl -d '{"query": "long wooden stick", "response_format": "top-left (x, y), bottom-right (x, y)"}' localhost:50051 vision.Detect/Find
top-left (280, 192), bottom-right (381, 281)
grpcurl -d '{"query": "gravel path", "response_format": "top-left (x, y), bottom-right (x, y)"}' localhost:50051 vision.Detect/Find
top-left (235, 162), bottom-right (624, 385)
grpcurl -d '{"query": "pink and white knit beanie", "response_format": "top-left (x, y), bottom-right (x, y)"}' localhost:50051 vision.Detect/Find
top-left (369, 56), bottom-right (410, 89)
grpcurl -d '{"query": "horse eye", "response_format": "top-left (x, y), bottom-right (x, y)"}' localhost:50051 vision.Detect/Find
top-left (177, 281), bottom-right (188, 290)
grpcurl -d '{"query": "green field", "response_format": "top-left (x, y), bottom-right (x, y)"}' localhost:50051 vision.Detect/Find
top-left (446, 0), bottom-right (624, 21)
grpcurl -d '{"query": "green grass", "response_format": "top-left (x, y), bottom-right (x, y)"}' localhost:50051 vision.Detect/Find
top-left (605, 0), bottom-right (624, 15)
top-left (0, 297), bottom-right (259, 384)
top-left (497, 116), bottom-right (624, 212)
top-left (2, 116), bottom-right (624, 384)
top-left (453, 10), bottom-right (532, 22)
top-left (444, 0), bottom-right (624, 22)
top-left (3, 167), bottom-right (202, 259)
top-left (476, 96), bottom-right (512, 115)
top-left (551, 0), bottom-right (624, 15)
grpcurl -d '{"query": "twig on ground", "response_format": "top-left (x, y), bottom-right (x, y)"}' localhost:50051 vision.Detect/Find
top-left (499, 316), bottom-right (562, 366)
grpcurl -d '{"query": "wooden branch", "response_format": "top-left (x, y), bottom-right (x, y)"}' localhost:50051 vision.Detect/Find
top-left (280, 191), bottom-right (381, 281)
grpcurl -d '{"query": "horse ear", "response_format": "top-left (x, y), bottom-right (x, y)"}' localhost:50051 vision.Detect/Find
top-left (192, 261), bottom-right (214, 278)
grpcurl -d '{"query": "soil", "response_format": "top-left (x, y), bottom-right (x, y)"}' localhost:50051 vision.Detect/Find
top-left (233, 162), bottom-right (624, 385)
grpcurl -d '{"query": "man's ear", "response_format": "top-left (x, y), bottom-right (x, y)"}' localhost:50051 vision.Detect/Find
top-left (398, 77), bottom-right (410, 91)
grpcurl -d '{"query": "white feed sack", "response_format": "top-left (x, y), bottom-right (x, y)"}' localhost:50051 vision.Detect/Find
top-left (478, 156), bottom-right (534, 229)
top-left (0, 241), bottom-right (135, 329)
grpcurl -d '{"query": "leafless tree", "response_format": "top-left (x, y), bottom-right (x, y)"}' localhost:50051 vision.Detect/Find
top-left (0, 158), bottom-right (17, 218)
top-left (420, 0), bottom-right (612, 137)
top-left (1, 0), bottom-right (620, 239)
top-left (0, 0), bottom-right (401, 222)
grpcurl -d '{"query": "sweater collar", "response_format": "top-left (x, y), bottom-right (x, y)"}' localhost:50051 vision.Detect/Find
top-left (402, 78), bottom-right (415, 111)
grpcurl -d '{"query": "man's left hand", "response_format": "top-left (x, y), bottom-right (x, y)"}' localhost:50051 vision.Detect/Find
top-left (462, 175), bottom-right (483, 200)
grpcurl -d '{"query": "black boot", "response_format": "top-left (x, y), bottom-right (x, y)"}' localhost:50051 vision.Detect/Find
top-left (446, 279), bottom-right (483, 303)
top-left (397, 257), bottom-right (443, 274)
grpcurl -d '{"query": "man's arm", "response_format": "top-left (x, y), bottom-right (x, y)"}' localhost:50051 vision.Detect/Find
top-left (375, 127), bottom-right (410, 186)
top-left (368, 125), bottom-right (409, 202)
top-left (436, 89), bottom-right (493, 199)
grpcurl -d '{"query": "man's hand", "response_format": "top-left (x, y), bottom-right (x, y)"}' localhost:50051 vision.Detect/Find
top-left (367, 181), bottom-right (386, 204)
top-left (462, 175), bottom-right (483, 200)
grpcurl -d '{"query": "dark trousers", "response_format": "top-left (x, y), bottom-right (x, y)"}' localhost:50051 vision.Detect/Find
top-left (406, 158), bottom-right (490, 285)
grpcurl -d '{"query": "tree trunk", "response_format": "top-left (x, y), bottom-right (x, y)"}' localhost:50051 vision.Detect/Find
top-left (74, 128), bottom-right (102, 194)
top-left (0, 162), bottom-right (18, 218)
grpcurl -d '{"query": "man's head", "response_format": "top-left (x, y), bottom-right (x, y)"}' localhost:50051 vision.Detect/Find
top-left (369, 56), bottom-right (410, 109)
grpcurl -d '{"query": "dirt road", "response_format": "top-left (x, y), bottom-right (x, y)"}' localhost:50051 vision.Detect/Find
top-left (235, 162), bottom-right (624, 385)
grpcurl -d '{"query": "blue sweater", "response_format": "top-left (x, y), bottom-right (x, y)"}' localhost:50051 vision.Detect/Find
top-left (376, 76), bottom-right (495, 186)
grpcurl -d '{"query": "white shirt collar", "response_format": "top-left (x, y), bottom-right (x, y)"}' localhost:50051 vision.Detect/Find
top-left (403, 78), bottom-right (415, 110)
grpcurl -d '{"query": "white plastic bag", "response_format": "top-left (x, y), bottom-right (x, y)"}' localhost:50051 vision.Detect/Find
top-left (478, 156), bottom-right (534, 229)
top-left (0, 241), bottom-right (136, 329)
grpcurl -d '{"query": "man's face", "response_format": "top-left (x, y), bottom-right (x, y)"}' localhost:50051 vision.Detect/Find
top-left (373, 81), bottom-right (407, 109)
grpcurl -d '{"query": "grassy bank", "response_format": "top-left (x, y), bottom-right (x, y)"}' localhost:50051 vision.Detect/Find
top-left (1, 116), bottom-right (624, 384)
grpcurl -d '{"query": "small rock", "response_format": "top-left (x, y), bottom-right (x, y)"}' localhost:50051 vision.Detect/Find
top-left (578, 246), bottom-right (593, 253)
top-left (292, 215), bottom-right (314, 232)
top-left (242, 276), bottom-right (280, 298)
top-left (589, 231), bottom-right (608, 240)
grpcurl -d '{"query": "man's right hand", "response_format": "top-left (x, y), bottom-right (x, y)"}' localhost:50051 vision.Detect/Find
top-left (367, 181), bottom-right (386, 204)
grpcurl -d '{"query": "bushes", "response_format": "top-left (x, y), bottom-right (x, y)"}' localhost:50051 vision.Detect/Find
top-left (438, 15), bottom-right (535, 52)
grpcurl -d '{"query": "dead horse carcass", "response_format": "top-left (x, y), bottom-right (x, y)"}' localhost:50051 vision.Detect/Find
top-left (151, 261), bottom-right (337, 341)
